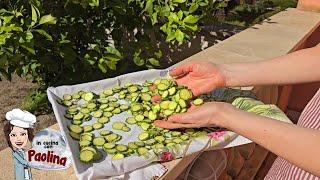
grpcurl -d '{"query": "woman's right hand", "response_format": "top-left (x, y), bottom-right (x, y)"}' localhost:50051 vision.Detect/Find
top-left (170, 61), bottom-right (226, 96)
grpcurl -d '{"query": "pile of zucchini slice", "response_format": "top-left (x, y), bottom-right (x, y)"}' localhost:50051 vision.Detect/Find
top-left (59, 78), bottom-right (207, 163)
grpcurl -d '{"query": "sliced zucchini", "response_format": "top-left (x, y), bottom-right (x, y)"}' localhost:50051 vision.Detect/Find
top-left (116, 145), bottom-right (128, 152)
top-left (112, 122), bottom-right (125, 130)
top-left (93, 111), bottom-right (103, 118)
top-left (134, 141), bottom-right (145, 147)
top-left (69, 132), bottom-right (80, 140)
top-left (112, 108), bottom-right (121, 114)
top-left (122, 126), bottom-right (131, 132)
top-left (168, 101), bottom-right (178, 110)
top-left (141, 93), bottom-right (151, 101)
top-left (83, 125), bottom-right (93, 133)
top-left (193, 98), bottom-right (204, 106)
top-left (179, 89), bottom-right (192, 100)
top-left (140, 122), bottom-right (150, 131)
top-left (103, 89), bottom-right (113, 96)
top-left (168, 87), bottom-right (176, 95)
top-left (79, 140), bottom-right (91, 147)
top-left (99, 104), bottom-right (109, 110)
top-left (105, 148), bottom-right (117, 154)
top-left (138, 132), bottom-right (149, 141)
top-left (148, 111), bottom-right (157, 121)
top-left (100, 130), bottom-right (112, 136)
top-left (137, 147), bottom-right (149, 156)
top-left (83, 92), bottom-right (94, 101)
top-left (112, 153), bottom-right (125, 160)
top-left (98, 117), bottom-right (109, 124)
top-left (154, 136), bottom-right (165, 142)
top-left (157, 83), bottom-right (168, 90)
top-left (126, 117), bottom-right (136, 124)
top-left (68, 124), bottom-right (83, 134)
top-left (128, 142), bottom-right (138, 149)
top-left (105, 134), bottom-right (118, 142)
top-left (93, 137), bottom-right (106, 146)
top-left (119, 104), bottom-right (130, 111)
top-left (73, 113), bottom-right (84, 120)
top-left (87, 103), bottom-right (97, 109)
top-left (63, 94), bottom-right (72, 101)
top-left (103, 143), bottom-right (116, 149)
top-left (79, 150), bottom-right (95, 163)
top-left (92, 123), bottom-right (104, 130)
top-left (103, 111), bottom-right (113, 118)
top-left (135, 114), bottom-right (145, 122)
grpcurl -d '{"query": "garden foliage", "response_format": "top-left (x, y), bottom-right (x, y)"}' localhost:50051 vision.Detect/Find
top-left (0, 0), bottom-right (229, 87)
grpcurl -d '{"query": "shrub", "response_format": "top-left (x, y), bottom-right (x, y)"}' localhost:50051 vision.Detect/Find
top-left (0, 0), bottom-right (229, 87)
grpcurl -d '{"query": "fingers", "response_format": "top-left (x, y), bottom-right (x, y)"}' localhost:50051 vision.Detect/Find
top-left (167, 111), bottom-right (197, 124)
top-left (191, 88), bottom-right (201, 96)
top-left (153, 120), bottom-right (197, 129)
top-left (169, 63), bottom-right (194, 77)
top-left (187, 104), bottom-right (197, 112)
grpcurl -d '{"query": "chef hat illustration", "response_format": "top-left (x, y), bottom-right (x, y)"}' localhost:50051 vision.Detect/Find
top-left (5, 108), bottom-right (37, 128)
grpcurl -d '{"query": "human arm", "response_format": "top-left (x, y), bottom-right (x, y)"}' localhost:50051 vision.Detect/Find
top-left (297, 0), bottom-right (320, 12)
top-left (154, 103), bottom-right (320, 176)
top-left (221, 45), bottom-right (320, 87)
top-left (171, 45), bottom-right (320, 95)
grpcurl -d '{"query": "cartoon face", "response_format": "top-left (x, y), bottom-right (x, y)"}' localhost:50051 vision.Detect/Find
top-left (9, 126), bottom-right (29, 149)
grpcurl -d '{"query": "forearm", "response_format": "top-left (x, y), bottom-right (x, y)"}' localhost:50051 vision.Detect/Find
top-left (221, 106), bottom-right (320, 176)
top-left (220, 45), bottom-right (320, 87)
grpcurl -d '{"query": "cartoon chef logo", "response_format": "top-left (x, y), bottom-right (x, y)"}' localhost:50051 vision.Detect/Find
top-left (4, 108), bottom-right (36, 180)
top-left (4, 109), bottom-right (71, 180)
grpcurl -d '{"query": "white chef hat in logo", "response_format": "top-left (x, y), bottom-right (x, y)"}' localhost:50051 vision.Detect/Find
top-left (6, 108), bottom-right (37, 128)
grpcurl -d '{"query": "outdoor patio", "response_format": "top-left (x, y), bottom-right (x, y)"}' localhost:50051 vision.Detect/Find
top-left (0, 2), bottom-right (319, 180)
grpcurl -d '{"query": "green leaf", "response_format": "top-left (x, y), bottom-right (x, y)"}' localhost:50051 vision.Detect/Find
top-left (148, 58), bottom-right (160, 66)
top-left (159, 5), bottom-right (170, 17)
top-left (105, 54), bottom-right (121, 62)
top-left (31, 5), bottom-right (38, 26)
top-left (39, 14), bottom-right (57, 25)
top-left (166, 31), bottom-right (176, 42)
top-left (98, 62), bottom-right (107, 73)
top-left (133, 52), bottom-right (145, 66)
top-left (189, 3), bottom-right (199, 13)
top-left (0, 55), bottom-right (8, 68)
top-left (183, 15), bottom-right (201, 24)
top-left (145, 0), bottom-right (154, 15)
top-left (198, 1), bottom-right (209, 6)
top-left (151, 12), bottom-right (158, 25)
top-left (34, 29), bottom-right (53, 41)
top-left (169, 12), bottom-right (179, 23)
top-left (60, 47), bottom-right (77, 64)
top-left (177, 10), bottom-right (183, 20)
top-left (184, 24), bottom-right (198, 31)
top-left (26, 31), bottom-right (33, 41)
top-left (154, 50), bottom-right (162, 59)
top-left (105, 46), bottom-right (122, 58)
top-left (160, 24), bottom-right (167, 33)
top-left (175, 29), bottom-right (184, 42)
top-left (20, 44), bottom-right (35, 55)
top-left (0, 33), bottom-right (12, 45)
top-left (106, 61), bottom-right (116, 70)
top-left (88, 0), bottom-right (99, 7)
top-left (0, 68), bottom-right (11, 81)
top-left (1, 16), bottom-right (14, 23)
top-left (173, 0), bottom-right (186, 3)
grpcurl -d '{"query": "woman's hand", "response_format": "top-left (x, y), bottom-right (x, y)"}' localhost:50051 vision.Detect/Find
top-left (170, 61), bottom-right (226, 96)
top-left (154, 102), bottom-right (234, 129)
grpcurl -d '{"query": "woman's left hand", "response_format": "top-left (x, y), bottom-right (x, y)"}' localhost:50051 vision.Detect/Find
top-left (153, 102), bottom-right (234, 129)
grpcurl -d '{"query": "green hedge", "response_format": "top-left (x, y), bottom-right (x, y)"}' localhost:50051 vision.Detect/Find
top-left (0, 0), bottom-right (229, 87)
